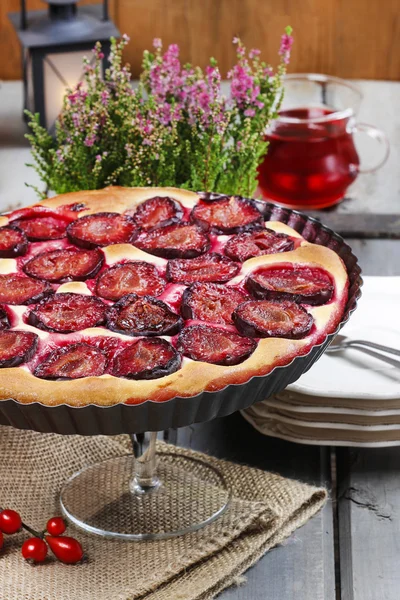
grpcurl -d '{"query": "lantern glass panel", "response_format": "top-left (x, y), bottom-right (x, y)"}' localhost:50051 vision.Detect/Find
top-left (43, 50), bottom-right (95, 131)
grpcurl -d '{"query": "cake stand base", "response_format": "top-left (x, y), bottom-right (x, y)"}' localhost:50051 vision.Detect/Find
top-left (60, 432), bottom-right (230, 540)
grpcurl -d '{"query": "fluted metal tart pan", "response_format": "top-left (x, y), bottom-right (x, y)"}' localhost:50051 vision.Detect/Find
top-left (0, 200), bottom-right (362, 435)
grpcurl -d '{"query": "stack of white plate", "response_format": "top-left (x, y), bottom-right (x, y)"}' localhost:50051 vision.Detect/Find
top-left (242, 276), bottom-right (400, 447)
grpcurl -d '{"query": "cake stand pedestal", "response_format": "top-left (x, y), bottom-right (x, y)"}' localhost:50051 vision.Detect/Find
top-left (60, 431), bottom-right (230, 540)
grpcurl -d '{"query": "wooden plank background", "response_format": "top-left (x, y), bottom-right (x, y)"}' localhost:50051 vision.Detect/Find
top-left (1, 0), bottom-right (400, 81)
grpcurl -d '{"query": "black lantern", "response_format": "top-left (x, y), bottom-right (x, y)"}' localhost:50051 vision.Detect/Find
top-left (9, 1), bottom-right (120, 132)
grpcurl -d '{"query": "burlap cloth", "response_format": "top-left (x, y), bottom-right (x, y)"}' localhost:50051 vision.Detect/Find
top-left (0, 425), bottom-right (327, 600)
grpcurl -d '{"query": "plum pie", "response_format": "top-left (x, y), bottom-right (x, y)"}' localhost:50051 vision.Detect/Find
top-left (0, 187), bottom-right (348, 407)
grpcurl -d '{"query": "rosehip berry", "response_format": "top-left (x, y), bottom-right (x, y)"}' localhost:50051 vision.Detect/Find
top-left (0, 531), bottom-right (3, 550)
top-left (46, 517), bottom-right (67, 536)
top-left (46, 536), bottom-right (84, 564)
top-left (0, 509), bottom-right (22, 534)
top-left (21, 537), bottom-right (48, 564)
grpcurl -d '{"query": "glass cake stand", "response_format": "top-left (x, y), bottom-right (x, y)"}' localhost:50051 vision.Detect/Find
top-left (60, 432), bottom-right (230, 540)
top-left (0, 202), bottom-right (362, 540)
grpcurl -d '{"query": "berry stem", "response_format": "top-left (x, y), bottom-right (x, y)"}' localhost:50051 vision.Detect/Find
top-left (0, 508), bottom-right (43, 539)
top-left (21, 522), bottom-right (43, 539)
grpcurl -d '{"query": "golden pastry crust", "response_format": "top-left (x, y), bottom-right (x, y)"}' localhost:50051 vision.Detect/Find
top-left (0, 187), bottom-right (348, 407)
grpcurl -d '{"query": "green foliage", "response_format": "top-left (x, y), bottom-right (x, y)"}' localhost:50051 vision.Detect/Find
top-left (25, 32), bottom-right (292, 197)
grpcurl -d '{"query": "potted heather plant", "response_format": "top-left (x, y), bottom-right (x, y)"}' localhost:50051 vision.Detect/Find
top-left (25, 28), bottom-right (293, 198)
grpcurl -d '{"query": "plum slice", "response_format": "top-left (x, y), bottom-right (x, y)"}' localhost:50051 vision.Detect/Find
top-left (34, 343), bottom-right (107, 380)
top-left (0, 330), bottom-right (38, 367)
top-left (29, 293), bottom-right (107, 333)
top-left (67, 212), bottom-right (137, 249)
top-left (134, 223), bottom-right (210, 259)
top-left (127, 196), bottom-right (183, 231)
top-left (13, 215), bottom-right (69, 241)
top-left (224, 228), bottom-right (294, 262)
top-left (112, 337), bottom-right (181, 379)
top-left (0, 274), bottom-right (52, 305)
top-left (181, 283), bottom-right (248, 325)
top-left (177, 325), bottom-right (256, 365)
top-left (0, 226), bottom-right (28, 258)
top-left (191, 197), bottom-right (263, 234)
top-left (23, 248), bottom-right (104, 283)
top-left (246, 265), bottom-right (334, 305)
top-left (167, 253), bottom-right (240, 284)
top-left (0, 307), bottom-right (10, 330)
top-left (233, 300), bottom-right (314, 339)
top-left (96, 261), bottom-right (165, 301)
top-left (106, 294), bottom-right (183, 337)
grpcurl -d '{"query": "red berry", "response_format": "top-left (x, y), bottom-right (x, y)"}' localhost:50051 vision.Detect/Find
top-left (0, 509), bottom-right (22, 534)
top-left (46, 535), bottom-right (84, 564)
top-left (0, 531), bottom-right (4, 550)
top-left (21, 537), bottom-right (48, 564)
top-left (46, 517), bottom-right (67, 536)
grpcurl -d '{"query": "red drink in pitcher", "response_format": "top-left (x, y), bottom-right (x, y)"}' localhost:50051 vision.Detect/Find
top-left (257, 75), bottom-right (389, 210)
top-left (258, 107), bottom-right (359, 209)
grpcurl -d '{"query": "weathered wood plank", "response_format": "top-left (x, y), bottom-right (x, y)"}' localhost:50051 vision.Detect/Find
top-left (305, 214), bottom-right (400, 239)
top-left (337, 447), bottom-right (400, 600)
top-left (3, 0), bottom-right (400, 81)
top-left (343, 239), bottom-right (400, 276)
top-left (175, 413), bottom-right (336, 600)
top-left (336, 238), bottom-right (400, 600)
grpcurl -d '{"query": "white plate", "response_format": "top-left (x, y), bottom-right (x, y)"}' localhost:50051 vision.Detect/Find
top-left (265, 395), bottom-right (400, 417)
top-left (288, 276), bottom-right (400, 400)
top-left (241, 409), bottom-right (400, 448)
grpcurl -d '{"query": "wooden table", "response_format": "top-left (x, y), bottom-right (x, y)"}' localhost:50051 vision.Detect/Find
top-left (0, 80), bottom-right (399, 599)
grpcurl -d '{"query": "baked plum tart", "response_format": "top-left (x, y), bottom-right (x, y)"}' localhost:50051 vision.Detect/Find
top-left (0, 186), bottom-right (349, 407)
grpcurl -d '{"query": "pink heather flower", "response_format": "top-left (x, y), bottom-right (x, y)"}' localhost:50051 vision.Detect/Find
top-left (143, 121), bottom-right (154, 135)
top-left (249, 49), bottom-right (261, 60)
top-left (244, 108), bottom-right (256, 117)
top-left (68, 93), bottom-right (77, 105)
top-left (92, 44), bottom-right (104, 60)
top-left (279, 32), bottom-right (294, 64)
top-left (101, 90), bottom-right (109, 106)
top-left (68, 88), bottom-right (87, 105)
top-left (229, 65), bottom-right (255, 107)
top-left (157, 103), bottom-right (173, 126)
top-left (84, 134), bottom-right (96, 147)
top-left (56, 149), bottom-right (64, 163)
top-left (233, 37), bottom-right (240, 44)
top-left (198, 91), bottom-right (211, 110)
top-left (263, 66), bottom-right (273, 78)
top-left (153, 38), bottom-right (162, 49)
top-left (122, 34), bottom-right (130, 42)
top-left (95, 154), bottom-right (102, 162)
top-left (72, 113), bottom-right (80, 128)
top-left (167, 44), bottom-right (179, 58)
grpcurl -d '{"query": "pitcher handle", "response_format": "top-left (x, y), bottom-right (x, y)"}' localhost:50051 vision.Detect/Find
top-left (351, 122), bottom-right (390, 174)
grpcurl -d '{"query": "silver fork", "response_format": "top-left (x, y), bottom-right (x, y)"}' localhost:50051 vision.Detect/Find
top-left (326, 334), bottom-right (400, 367)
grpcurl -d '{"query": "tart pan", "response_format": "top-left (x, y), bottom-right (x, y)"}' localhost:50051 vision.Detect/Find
top-left (0, 202), bottom-right (362, 435)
